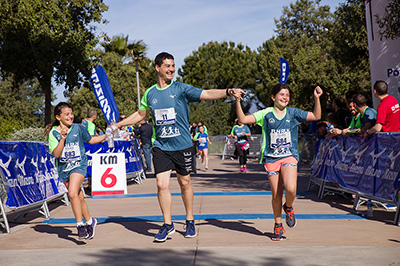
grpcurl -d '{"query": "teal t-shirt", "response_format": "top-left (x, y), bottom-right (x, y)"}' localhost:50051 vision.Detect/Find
top-left (253, 107), bottom-right (308, 163)
top-left (48, 123), bottom-right (92, 182)
top-left (230, 124), bottom-right (251, 144)
top-left (81, 119), bottom-right (96, 136)
top-left (139, 81), bottom-right (202, 151)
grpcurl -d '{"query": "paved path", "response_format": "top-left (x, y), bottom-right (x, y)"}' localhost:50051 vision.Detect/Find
top-left (0, 155), bottom-right (399, 266)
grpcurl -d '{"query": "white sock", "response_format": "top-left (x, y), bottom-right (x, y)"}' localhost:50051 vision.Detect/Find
top-left (86, 217), bottom-right (93, 225)
top-left (77, 221), bottom-right (84, 227)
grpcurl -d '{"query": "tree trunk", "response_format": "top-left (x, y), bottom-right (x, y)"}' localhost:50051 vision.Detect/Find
top-left (39, 73), bottom-right (53, 126)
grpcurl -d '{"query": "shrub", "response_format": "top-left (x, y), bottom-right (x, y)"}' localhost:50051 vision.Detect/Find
top-left (7, 128), bottom-right (47, 142)
top-left (0, 117), bottom-right (23, 140)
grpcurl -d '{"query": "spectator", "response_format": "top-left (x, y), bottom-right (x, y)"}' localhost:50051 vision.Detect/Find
top-left (315, 122), bottom-right (328, 140)
top-left (332, 100), bottom-right (360, 136)
top-left (137, 119), bottom-right (153, 172)
top-left (352, 93), bottom-right (376, 134)
top-left (332, 97), bottom-right (351, 129)
top-left (365, 80), bottom-right (400, 137)
top-left (81, 109), bottom-right (98, 136)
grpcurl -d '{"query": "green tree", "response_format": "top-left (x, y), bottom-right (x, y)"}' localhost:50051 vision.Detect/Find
top-left (376, 0), bottom-right (400, 40)
top-left (68, 36), bottom-right (156, 128)
top-left (256, 0), bottom-right (370, 116)
top-left (0, 0), bottom-right (108, 125)
top-left (179, 41), bottom-right (258, 135)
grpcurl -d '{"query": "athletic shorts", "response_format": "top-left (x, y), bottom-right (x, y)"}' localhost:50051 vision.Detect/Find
top-left (58, 165), bottom-right (87, 183)
top-left (152, 146), bottom-right (194, 176)
top-left (263, 156), bottom-right (298, 177)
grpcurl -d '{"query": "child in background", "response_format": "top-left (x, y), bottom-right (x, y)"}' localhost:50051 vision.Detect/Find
top-left (193, 125), bottom-right (211, 170)
top-left (45, 102), bottom-right (105, 240)
top-left (233, 83), bottom-right (323, 241)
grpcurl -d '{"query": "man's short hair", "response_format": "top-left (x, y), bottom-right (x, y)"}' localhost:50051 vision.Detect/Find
top-left (87, 109), bottom-right (97, 118)
top-left (374, 80), bottom-right (388, 95)
top-left (353, 94), bottom-right (367, 107)
top-left (155, 52), bottom-right (174, 67)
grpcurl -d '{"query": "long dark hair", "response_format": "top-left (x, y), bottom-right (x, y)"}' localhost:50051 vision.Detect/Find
top-left (269, 83), bottom-right (292, 107)
top-left (44, 102), bottom-right (73, 135)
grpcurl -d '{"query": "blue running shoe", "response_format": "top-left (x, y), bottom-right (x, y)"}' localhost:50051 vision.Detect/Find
top-left (154, 223), bottom-right (175, 242)
top-left (184, 220), bottom-right (196, 238)
top-left (85, 217), bottom-right (97, 239)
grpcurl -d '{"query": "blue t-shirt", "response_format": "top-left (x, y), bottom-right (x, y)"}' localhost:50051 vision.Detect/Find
top-left (230, 125), bottom-right (251, 144)
top-left (360, 106), bottom-right (377, 127)
top-left (139, 81), bottom-right (202, 151)
top-left (194, 132), bottom-right (208, 150)
top-left (48, 123), bottom-right (92, 181)
top-left (253, 107), bottom-right (308, 163)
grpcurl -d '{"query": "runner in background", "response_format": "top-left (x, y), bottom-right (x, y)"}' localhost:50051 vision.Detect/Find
top-left (45, 102), bottom-right (105, 240)
top-left (81, 109), bottom-right (98, 136)
top-left (228, 119), bottom-right (252, 173)
top-left (193, 125), bottom-right (211, 170)
top-left (233, 83), bottom-right (322, 241)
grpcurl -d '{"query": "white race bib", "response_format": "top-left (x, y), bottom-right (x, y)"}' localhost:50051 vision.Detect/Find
top-left (60, 144), bottom-right (81, 163)
top-left (270, 130), bottom-right (291, 149)
top-left (155, 107), bottom-right (176, 126)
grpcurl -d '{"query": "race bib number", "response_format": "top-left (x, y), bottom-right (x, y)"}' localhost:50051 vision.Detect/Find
top-left (155, 107), bottom-right (176, 126)
top-left (60, 144), bottom-right (81, 163)
top-left (270, 130), bottom-right (291, 149)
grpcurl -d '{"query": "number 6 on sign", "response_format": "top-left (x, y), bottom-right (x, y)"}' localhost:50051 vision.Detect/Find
top-left (91, 153), bottom-right (127, 195)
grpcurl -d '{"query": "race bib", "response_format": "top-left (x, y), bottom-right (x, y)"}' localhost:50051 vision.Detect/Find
top-left (60, 143), bottom-right (81, 163)
top-left (155, 107), bottom-right (176, 125)
top-left (270, 130), bottom-right (291, 149)
top-left (200, 137), bottom-right (207, 143)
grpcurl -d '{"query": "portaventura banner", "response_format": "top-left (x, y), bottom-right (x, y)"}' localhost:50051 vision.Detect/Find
top-left (365, 0), bottom-right (400, 108)
top-left (0, 141), bottom-right (67, 208)
top-left (89, 65), bottom-right (120, 124)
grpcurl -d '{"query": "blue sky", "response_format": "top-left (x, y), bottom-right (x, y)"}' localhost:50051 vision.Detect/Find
top-left (55, 0), bottom-right (343, 102)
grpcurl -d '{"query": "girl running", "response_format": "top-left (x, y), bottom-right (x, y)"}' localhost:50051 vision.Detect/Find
top-left (45, 102), bottom-right (105, 240)
top-left (228, 120), bottom-right (252, 173)
top-left (234, 83), bottom-right (322, 241)
top-left (193, 125), bottom-right (211, 170)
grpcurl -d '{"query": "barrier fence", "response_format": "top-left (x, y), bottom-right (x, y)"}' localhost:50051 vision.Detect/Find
top-left (309, 133), bottom-right (400, 225)
top-left (0, 139), bottom-right (145, 233)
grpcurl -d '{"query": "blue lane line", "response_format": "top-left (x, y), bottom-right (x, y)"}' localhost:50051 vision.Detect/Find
top-left (89, 191), bottom-right (310, 199)
top-left (44, 213), bottom-right (364, 224)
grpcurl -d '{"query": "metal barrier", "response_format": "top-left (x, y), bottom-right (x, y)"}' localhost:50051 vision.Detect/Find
top-left (208, 134), bottom-right (262, 160)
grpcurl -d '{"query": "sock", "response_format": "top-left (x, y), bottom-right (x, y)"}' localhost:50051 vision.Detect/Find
top-left (77, 221), bottom-right (85, 227)
top-left (86, 217), bottom-right (93, 225)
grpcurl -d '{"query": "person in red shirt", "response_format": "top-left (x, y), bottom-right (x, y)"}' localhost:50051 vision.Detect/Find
top-left (365, 80), bottom-right (400, 137)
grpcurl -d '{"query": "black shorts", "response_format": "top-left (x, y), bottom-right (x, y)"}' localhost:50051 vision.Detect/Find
top-left (152, 146), bottom-right (195, 176)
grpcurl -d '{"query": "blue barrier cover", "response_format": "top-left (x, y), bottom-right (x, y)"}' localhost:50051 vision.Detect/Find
top-left (311, 133), bottom-right (400, 202)
top-left (84, 139), bottom-right (144, 178)
top-left (0, 141), bottom-right (67, 208)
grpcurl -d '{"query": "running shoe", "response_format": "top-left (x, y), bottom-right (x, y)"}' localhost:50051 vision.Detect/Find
top-left (283, 203), bottom-right (297, 228)
top-left (240, 167), bottom-right (244, 172)
top-left (184, 220), bottom-right (196, 238)
top-left (271, 223), bottom-right (286, 241)
top-left (205, 166), bottom-right (208, 170)
top-left (154, 223), bottom-right (175, 242)
top-left (86, 217), bottom-right (97, 239)
top-left (77, 225), bottom-right (89, 240)
top-left (243, 167), bottom-right (248, 173)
